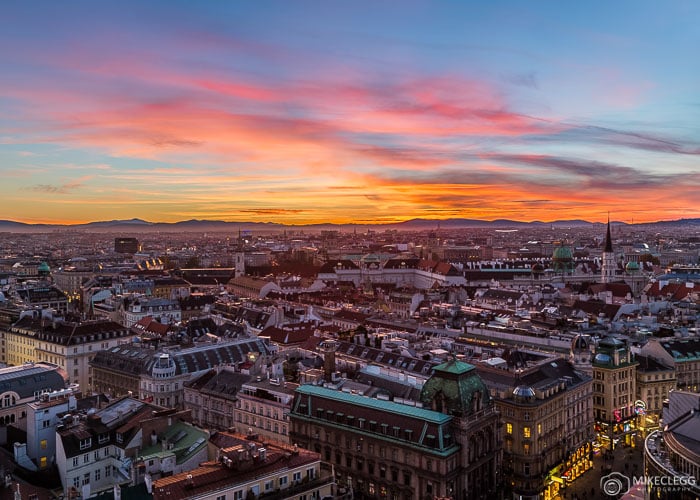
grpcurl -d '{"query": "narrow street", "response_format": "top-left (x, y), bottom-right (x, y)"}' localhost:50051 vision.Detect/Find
top-left (556, 437), bottom-right (645, 500)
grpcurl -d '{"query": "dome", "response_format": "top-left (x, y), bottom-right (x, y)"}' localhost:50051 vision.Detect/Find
top-left (512, 385), bottom-right (536, 402)
top-left (38, 261), bottom-right (50, 274)
top-left (420, 357), bottom-right (491, 417)
top-left (625, 261), bottom-right (640, 272)
top-left (571, 334), bottom-right (591, 352)
top-left (552, 246), bottom-right (573, 261)
top-left (552, 245), bottom-right (574, 273)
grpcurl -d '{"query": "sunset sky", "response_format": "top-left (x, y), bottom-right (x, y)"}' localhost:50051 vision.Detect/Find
top-left (1, 1), bottom-right (698, 225)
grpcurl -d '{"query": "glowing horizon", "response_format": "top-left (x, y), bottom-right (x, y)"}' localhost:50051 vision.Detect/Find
top-left (1, 1), bottom-right (699, 225)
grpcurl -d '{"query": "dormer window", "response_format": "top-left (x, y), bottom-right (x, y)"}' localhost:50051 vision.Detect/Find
top-left (98, 434), bottom-right (109, 445)
top-left (79, 438), bottom-right (91, 450)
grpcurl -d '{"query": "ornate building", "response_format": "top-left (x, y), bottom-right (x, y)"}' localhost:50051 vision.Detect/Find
top-left (290, 357), bottom-right (500, 500)
top-left (569, 334), bottom-right (594, 377)
top-left (478, 353), bottom-right (594, 500)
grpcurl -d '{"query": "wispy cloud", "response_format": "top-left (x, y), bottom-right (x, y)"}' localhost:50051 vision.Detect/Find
top-left (25, 181), bottom-right (85, 194)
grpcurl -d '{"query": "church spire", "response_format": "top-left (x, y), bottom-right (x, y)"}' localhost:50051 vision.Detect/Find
top-left (601, 213), bottom-right (615, 283)
top-left (604, 214), bottom-right (613, 253)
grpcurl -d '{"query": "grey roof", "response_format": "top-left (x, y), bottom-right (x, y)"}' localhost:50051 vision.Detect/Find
top-left (90, 338), bottom-right (270, 377)
top-left (185, 369), bottom-right (251, 400)
top-left (0, 363), bottom-right (66, 399)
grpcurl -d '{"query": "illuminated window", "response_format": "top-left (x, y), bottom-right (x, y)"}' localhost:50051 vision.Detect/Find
top-left (40, 439), bottom-right (47, 449)
top-left (506, 423), bottom-right (513, 434)
top-left (523, 426), bottom-right (531, 439)
top-left (537, 423), bottom-right (542, 435)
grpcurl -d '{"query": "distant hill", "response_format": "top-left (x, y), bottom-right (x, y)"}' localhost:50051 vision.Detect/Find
top-left (0, 217), bottom-right (698, 233)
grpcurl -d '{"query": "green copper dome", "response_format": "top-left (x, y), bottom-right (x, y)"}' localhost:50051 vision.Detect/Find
top-left (38, 261), bottom-right (51, 275)
top-left (625, 261), bottom-right (640, 272)
top-left (552, 245), bottom-right (574, 273)
top-left (420, 357), bottom-right (491, 417)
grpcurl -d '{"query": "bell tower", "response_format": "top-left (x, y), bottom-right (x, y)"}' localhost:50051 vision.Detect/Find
top-left (601, 215), bottom-right (616, 283)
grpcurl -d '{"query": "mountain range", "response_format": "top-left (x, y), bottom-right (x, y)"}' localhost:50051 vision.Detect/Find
top-left (1, 217), bottom-right (699, 233)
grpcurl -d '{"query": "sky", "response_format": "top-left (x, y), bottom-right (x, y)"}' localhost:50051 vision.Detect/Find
top-left (1, 1), bottom-right (699, 225)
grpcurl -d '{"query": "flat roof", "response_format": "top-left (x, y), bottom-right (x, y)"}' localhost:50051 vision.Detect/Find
top-left (296, 384), bottom-right (451, 424)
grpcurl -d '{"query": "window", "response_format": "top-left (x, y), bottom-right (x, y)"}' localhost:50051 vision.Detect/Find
top-left (42, 420), bottom-right (50, 429)
top-left (233, 492), bottom-right (243, 500)
top-left (83, 454), bottom-right (89, 464)
top-left (82, 473), bottom-right (90, 485)
top-left (216, 496), bottom-right (226, 500)
top-left (264, 480), bottom-right (274, 492)
top-left (293, 471), bottom-right (302, 483)
top-left (506, 422), bottom-right (513, 434)
top-left (94, 451), bottom-right (99, 460)
top-left (95, 469), bottom-right (101, 481)
top-left (279, 476), bottom-right (288, 487)
top-left (40, 456), bottom-right (47, 468)
top-left (105, 466), bottom-right (111, 477)
top-left (523, 426), bottom-right (531, 439)
top-left (73, 477), bottom-right (80, 489)
top-left (72, 457), bottom-right (78, 467)
top-left (80, 438), bottom-right (91, 450)
top-left (40, 439), bottom-right (47, 449)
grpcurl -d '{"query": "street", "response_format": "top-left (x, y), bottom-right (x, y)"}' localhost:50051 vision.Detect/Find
top-left (557, 437), bottom-right (645, 500)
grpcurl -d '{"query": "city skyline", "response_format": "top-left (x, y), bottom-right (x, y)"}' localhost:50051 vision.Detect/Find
top-left (1, 1), bottom-right (699, 225)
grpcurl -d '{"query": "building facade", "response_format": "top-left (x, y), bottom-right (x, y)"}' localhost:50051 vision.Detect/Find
top-left (641, 337), bottom-right (700, 392)
top-left (478, 355), bottom-right (594, 500)
top-left (5, 312), bottom-right (131, 391)
top-left (291, 357), bottom-right (500, 500)
top-left (91, 337), bottom-right (270, 408)
top-left (592, 335), bottom-right (638, 450)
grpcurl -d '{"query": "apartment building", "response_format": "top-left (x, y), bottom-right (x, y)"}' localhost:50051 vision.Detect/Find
top-left (185, 367), bottom-right (251, 431)
top-left (478, 354), bottom-right (594, 500)
top-left (0, 362), bottom-right (68, 430)
top-left (122, 296), bottom-right (181, 327)
top-left (152, 431), bottom-right (336, 500)
top-left (56, 398), bottom-right (206, 498)
top-left (14, 386), bottom-right (79, 471)
top-left (641, 337), bottom-right (700, 392)
top-left (592, 335), bottom-right (638, 450)
top-left (635, 354), bottom-right (676, 435)
top-left (4, 311), bottom-right (131, 391)
top-left (233, 377), bottom-right (297, 444)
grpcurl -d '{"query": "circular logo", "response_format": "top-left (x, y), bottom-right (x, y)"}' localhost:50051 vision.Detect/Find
top-left (602, 478), bottom-right (623, 495)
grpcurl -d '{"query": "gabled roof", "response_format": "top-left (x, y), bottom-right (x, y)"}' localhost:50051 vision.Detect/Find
top-left (571, 299), bottom-right (621, 319)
